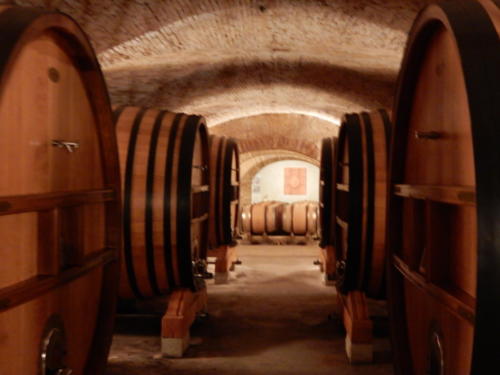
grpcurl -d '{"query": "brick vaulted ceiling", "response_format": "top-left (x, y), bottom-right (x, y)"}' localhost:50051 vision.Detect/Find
top-left (13, 0), bottom-right (431, 157)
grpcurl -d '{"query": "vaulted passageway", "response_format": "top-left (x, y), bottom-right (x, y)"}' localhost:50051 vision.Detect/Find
top-left (108, 246), bottom-right (392, 375)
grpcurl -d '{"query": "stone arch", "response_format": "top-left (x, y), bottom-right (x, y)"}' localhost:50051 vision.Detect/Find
top-left (240, 150), bottom-right (319, 206)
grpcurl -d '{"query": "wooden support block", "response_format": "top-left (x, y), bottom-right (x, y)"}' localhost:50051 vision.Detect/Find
top-left (323, 273), bottom-right (336, 286)
top-left (228, 247), bottom-right (237, 271)
top-left (292, 235), bottom-right (307, 245)
top-left (214, 272), bottom-right (230, 284)
top-left (337, 291), bottom-right (373, 364)
top-left (345, 335), bottom-right (373, 364)
top-left (208, 245), bottom-right (238, 284)
top-left (317, 248), bottom-right (326, 273)
top-left (161, 287), bottom-right (208, 357)
top-left (252, 235), bottom-right (265, 244)
top-left (161, 334), bottom-right (190, 358)
top-left (320, 245), bottom-right (336, 285)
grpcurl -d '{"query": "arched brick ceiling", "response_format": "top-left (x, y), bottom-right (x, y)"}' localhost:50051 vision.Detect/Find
top-left (15, 0), bottom-right (432, 125)
top-left (211, 113), bottom-right (338, 160)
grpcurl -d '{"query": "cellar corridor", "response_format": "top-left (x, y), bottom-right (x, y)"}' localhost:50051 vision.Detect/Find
top-left (0, 1), bottom-right (497, 374)
top-left (107, 245), bottom-right (393, 375)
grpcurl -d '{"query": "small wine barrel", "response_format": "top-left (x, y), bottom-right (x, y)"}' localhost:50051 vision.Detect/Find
top-left (387, 2), bottom-right (499, 374)
top-left (240, 204), bottom-right (252, 234)
top-left (334, 109), bottom-right (391, 299)
top-left (306, 202), bottom-right (320, 238)
top-left (280, 203), bottom-right (293, 234)
top-left (208, 135), bottom-right (240, 249)
top-left (319, 137), bottom-right (337, 247)
top-left (265, 202), bottom-right (288, 234)
top-left (291, 201), bottom-right (319, 237)
top-left (291, 201), bottom-right (308, 235)
top-left (249, 201), bottom-right (272, 235)
top-left (114, 107), bottom-right (209, 299)
top-left (0, 7), bottom-right (121, 375)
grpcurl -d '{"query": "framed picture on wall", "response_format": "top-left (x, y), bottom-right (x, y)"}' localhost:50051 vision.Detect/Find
top-left (284, 167), bottom-right (306, 195)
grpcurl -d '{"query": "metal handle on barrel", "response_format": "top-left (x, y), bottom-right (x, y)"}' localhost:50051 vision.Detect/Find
top-left (52, 140), bottom-right (80, 153)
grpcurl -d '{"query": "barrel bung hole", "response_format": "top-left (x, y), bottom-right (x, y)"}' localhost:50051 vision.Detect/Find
top-left (48, 67), bottom-right (60, 83)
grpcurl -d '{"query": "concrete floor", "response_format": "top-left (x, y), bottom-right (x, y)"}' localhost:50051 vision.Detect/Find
top-left (107, 245), bottom-right (394, 375)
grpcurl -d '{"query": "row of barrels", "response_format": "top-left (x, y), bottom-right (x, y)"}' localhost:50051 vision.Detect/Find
top-left (240, 201), bottom-right (319, 240)
top-left (319, 1), bottom-right (499, 374)
top-left (0, 7), bottom-right (240, 374)
top-left (113, 107), bottom-right (240, 299)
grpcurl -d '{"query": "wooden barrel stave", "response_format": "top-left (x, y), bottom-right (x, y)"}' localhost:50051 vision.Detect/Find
top-left (115, 107), bottom-right (209, 299)
top-left (387, 2), bottom-right (500, 374)
top-left (0, 6), bottom-right (121, 375)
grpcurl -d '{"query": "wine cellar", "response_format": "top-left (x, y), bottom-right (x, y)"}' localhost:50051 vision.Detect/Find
top-left (0, 0), bottom-right (498, 374)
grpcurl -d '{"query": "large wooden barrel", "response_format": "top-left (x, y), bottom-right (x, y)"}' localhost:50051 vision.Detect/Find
top-left (387, 2), bottom-right (499, 374)
top-left (114, 107), bottom-right (209, 299)
top-left (0, 7), bottom-right (121, 375)
top-left (333, 109), bottom-right (391, 299)
top-left (319, 137), bottom-right (337, 247)
top-left (208, 135), bottom-right (240, 249)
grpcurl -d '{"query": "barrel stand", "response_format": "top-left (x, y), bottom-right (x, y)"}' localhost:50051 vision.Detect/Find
top-left (292, 234), bottom-right (316, 245)
top-left (318, 245), bottom-right (336, 285)
top-left (161, 287), bottom-right (208, 357)
top-left (337, 291), bottom-right (373, 363)
top-left (250, 234), bottom-right (266, 244)
top-left (268, 235), bottom-right (290, 245)
top-left (207, 245), bottom-right (239, 284)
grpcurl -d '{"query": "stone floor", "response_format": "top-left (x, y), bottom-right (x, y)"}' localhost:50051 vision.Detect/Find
top-left (107, 244), bottom-right (394, 375)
